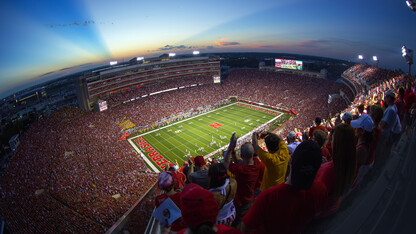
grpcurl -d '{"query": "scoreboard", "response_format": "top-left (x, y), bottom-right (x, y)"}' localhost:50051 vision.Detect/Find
top-left (275, 59), bottom-right (303, 71)
top-left (213, 76), bottom-right (221, 83)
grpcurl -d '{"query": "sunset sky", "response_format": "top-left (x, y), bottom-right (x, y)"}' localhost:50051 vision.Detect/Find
top-left (1, 0), bottom-right (416, 98)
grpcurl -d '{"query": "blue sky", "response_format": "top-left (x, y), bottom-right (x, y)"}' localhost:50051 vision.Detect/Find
top-left (1, 0), bottom-right (415, 98)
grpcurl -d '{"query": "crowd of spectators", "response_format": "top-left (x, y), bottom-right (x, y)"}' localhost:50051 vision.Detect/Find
top-left (153, 66), bottom-right (415, 233)
top-left (0, 106), bottom-right (158, 232)
top-left (1, 64), bottom-right (414, 233)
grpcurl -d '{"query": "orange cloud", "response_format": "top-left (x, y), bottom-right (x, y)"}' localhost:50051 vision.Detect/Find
top-left (215, 41), bottom-right (240, 46)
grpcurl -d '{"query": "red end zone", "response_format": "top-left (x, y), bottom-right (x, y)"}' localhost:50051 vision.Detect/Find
top-left (134, 136), bottom-right (169, 170)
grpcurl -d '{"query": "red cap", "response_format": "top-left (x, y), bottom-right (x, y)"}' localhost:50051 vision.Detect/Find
top-left (194, 156), bottom-right (205, 167)
top-left (180, 183), bottom-right (218, 228)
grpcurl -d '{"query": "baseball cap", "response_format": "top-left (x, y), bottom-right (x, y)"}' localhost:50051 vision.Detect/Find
top-left (351, 114), bottom-right (374, 132)
top-left (385, 89), bottom-right (396, 98)
top-left (342, 111), bottom-right (353, 121)
top-left (180, 183), bottom-right (218, 228)
top-left (194, 156), bottom-right (206, 167)
top-left (287, 131), bottom-right (296, 139)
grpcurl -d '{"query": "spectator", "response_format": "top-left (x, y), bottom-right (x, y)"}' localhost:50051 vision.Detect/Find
top-left (351, 114), bottom-right (374, 185)
top-left (177, 183), bottom-right (242, 234)
top-left (380, 89), bottom-right (401, 142)
top-left (341, 111), bottom-right (353, 125)
top-left (208, 163), bottom-right (237, 226)
top-left (309, 117), bottom-right (327, 139)
top-left (395, 87), bottom-right (406, 123)
top-left (187, 156), bottom-right (209, 189)
top-left (252, 132), bottom-right (290, 191)
top-left (286, 131), bottom-right (300, 156)
top-left (222, 133), bottom-right (261, 228)
top-left (242, 140), bottom-right (327, 234)
top-left (169, 165), bottom-right (186, 190)
top-left (155, 171), bottom-right (186, 232)
top-left (312, 129), bottom-right (331, 162)
top-left (302, 131), bottom-right (309, 142)
top-left (315, 123), bottom-right (357, 217)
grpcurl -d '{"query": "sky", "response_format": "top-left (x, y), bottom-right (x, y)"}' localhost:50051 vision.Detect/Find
top-left (0, 0), bottom-right (416, 99)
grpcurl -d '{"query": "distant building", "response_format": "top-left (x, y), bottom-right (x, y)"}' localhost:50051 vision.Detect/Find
top-left (76, 56), bottom-right (220, 111)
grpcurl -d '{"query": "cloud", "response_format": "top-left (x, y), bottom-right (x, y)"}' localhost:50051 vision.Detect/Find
top-left (298, 40), bottom-right (332, 47)
top-left (215, 41), bottom-right (240, 46)
top-left (206, 46), bottom-right (215, 49)
top-left (259, 45), bottom-right (273, 48)
top-left (156, 45), bottom-right (188, 51)
top-left (220, 38), bottom-right (228, 41)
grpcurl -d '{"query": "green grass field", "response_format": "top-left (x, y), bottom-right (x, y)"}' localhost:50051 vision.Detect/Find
top-left (127, 102), bottom-right (286, 172)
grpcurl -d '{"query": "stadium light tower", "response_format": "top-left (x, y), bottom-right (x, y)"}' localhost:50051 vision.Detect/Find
top-left (358, 55), bottom-right (364, 63)
top-left (169, 53), bottom-right (176, 57)
top-left (402, 45), bottom-right (414, 75)
top-left (373, 56), bottom-right (378, 67)
top-left (193, 50), bottom-right (200, 55)
top-left (136, 57), bottom-right (144, 61)
top-left (406, 0), bottom-right (416, 11)
top-left (109, 61), bottom-right (118, 66)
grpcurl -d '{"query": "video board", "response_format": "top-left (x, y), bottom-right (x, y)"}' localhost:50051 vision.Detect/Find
top-left (275, 59), bottom-right (303, 71)
top-left (213, 76), bottom-right (221, 83)
top-left (99, 100), bottom-right (108, 112)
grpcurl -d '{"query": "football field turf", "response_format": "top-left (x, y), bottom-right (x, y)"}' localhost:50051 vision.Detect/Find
top-left (128, 102), bottom-right (286, 172)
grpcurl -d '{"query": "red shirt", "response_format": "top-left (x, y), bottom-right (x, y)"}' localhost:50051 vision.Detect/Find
top-left (177, 224), bottom-right (242, 234)
top-left (321, 147), bottom-right (331, 161)
top-left (242, 182), bottom-right (327, 234)
top-left (173, 171), bottom-right (186, 189)
top-left (253, 157), bottom-right (265, 191)
top-left (309, 125), bottom-right (326, 138)
top-left (315, 161), bottom-right (340, 217)
top-left (394, 98), bottom-right (406, 121)
top-left (404, 90), bottom-right (416, 112)
top-left (229, 160), bottom-right (261, 206)
top-left (367, 127), bottom-right (381, 165)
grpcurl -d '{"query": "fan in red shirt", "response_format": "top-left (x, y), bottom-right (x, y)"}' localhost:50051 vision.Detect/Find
top-left (222, 133), bottom-right (261, 228)
top-left (176, 183), bottom-right (242, 234)
top-left (308, 117), bottom-right (327, 139)
top-left (242, 140), bottom-right (327, 234)
top-left (154, 171), bottom-right (186, 232)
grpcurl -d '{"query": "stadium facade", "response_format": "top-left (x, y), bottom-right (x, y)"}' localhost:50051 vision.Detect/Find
top-left (76, 56), bottom-right (220, 111)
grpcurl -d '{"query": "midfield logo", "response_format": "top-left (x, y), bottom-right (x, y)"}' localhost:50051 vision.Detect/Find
top-left (209, 122), bottom-right (223, 129)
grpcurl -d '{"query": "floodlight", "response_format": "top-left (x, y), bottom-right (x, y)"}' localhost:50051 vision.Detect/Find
top-left (169, 53), bottom-right (176, 57)
top-left (193, 50), bottom-right (200, 55)
top-left (373, 56), bottom-right (378, 61)
top-left (402, 46), bottom-right (408, 57)
top-left (136, 57), bottom-right (144, 61)
top-left (406, 0), bottom-right (416, 11)
top-left (358, 55), bottom-right (364, 60)
top-left (109, 61), bottom-right (117, 66)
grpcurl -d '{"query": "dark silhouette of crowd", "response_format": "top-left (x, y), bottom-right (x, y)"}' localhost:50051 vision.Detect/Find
top-left (1, 65), bottom-right (415, 233)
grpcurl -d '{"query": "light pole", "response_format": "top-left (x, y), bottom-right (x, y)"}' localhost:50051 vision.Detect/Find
top-left (358, 55), bottom-right (364, 64)
top-left (402, 45), bottom-right (414, 75)
top-left (373, 56), bottom-right (379, 67)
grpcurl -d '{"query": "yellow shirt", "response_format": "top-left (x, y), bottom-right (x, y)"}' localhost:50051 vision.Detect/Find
top-left (258, 141), bottom-right (290, 191)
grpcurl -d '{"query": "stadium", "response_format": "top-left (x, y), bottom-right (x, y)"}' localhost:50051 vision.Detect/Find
top-left (0, 50), bottom-right (415, 233)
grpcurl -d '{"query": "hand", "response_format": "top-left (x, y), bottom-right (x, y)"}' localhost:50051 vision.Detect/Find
top-left (228, 132), bottom-right (237, 151)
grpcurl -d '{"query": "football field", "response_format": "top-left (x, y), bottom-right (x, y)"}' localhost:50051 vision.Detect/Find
top-left (128, 102), bottom-right (287, 172)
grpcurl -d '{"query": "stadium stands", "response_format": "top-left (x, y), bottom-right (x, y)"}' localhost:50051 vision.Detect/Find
top-left (0, 65), bottom-right (415, 233)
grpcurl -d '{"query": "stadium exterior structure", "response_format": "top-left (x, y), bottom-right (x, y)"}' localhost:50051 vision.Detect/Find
top-left (76, 55), bottom-right (220, 111)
